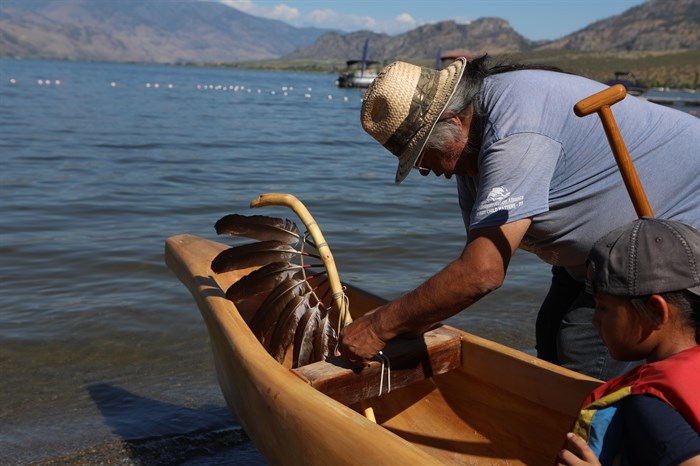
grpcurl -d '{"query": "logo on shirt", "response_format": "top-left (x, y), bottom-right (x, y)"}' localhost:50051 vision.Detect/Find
top-left (485, 186), bottom-right (511, 203)
top-left (477, 186), bottom-right (525, 217)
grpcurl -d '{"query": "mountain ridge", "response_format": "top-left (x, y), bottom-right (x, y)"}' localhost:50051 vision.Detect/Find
top-left (0, 0), bottom-right (698, 65)
top-left (538, 0), bottom-right (700, 51)
top-left (288, 0), bottom-right (699, 62)
top-left (284, 18), bottom-right (535, 62)
top-left (0, 0), bottom-right (330, 62)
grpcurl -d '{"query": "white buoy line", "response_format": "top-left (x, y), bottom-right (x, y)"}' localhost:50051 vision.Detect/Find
top-left (10, 78), bottom-right (64, 86)
top-left (5, 77), bottom-right (365, 103)
top-left (191, 82), bottom-right (361, 102)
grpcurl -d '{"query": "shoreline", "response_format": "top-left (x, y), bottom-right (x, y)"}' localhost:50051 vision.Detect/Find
top-left (3, 50), bottom-right (699, 89)
top-left (19, 427), bottom-right (265, 466)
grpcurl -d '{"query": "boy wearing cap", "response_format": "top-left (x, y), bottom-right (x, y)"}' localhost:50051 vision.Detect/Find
top-left (557, 218), bottom-right (700, 466)
top-left (339, 54), bottom-right (700, 381)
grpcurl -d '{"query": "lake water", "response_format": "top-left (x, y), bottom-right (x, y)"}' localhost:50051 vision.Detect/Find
top-left (0, 59), bottom-right (696, 465)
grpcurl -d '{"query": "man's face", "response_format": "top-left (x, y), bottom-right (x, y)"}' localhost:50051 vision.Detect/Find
top-left (415, 144), bottom-right (463, 179)
top-left (414, 113), bottom-right (477, 179)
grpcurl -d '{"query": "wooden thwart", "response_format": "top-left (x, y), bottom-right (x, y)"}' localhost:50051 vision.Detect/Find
top-left (292, 325), bottom-right (462, 406)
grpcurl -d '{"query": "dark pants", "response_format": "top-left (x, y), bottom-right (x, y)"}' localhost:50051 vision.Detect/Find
top-left (535, 266), bottom-right (642, 381)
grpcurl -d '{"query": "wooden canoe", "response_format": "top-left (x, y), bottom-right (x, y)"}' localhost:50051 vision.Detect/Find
top-left (165, 233), bottom-right (602, 465)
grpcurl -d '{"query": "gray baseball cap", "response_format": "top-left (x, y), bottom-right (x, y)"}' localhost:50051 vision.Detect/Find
top-left (587, 217), bottom-right (700, 297)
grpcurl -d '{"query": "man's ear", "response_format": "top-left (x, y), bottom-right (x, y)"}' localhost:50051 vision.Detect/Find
top-left (458, 108), bottom-right (474, 128)
top-left (443, 113), bottom-right (463, 128)
top-left (645, 294), bottom-right (670, 328)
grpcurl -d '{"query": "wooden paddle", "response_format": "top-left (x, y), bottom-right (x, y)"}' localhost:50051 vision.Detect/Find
top-left (574, 84), bottom-right (654, 218)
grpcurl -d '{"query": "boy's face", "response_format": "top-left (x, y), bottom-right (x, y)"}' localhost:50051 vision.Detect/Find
top-left (592, 293), bottom-right (654, 361)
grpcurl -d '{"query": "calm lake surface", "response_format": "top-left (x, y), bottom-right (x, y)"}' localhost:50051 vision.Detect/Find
top-left (1, 59), bottom-right (696, 465)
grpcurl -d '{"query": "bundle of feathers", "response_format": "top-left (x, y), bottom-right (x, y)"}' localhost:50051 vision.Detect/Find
top-left (211, 214), bottom-right (340, 368)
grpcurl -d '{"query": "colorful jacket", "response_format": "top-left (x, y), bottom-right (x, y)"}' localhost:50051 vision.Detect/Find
top-left (570, 345), bottom-right (700, 462)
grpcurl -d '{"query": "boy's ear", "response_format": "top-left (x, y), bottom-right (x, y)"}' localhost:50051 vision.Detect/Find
top-left (646, 294), bottom-right (670, 327)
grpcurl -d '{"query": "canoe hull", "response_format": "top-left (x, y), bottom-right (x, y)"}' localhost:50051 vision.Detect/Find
top-left (166, 234), bottom-right (601, 465)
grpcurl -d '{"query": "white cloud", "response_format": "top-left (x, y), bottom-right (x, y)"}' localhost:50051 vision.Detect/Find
top-left (219, 0), bottom-right (300, 21)
top-left (269, 4), bottom-right (300, 21)
top-left (217, 0), bottom-right (432, 35)
top-left (395, 13), bottom-right (417, 28)
top-left (219, 0), bottom-right (255, 14)
top-left (299, 8), bottom-right (421, 35)
top-left (306, 9), bottom-right (379, 31)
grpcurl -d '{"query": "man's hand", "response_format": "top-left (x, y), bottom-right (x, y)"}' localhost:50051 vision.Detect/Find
top-left (338, 309), bottom-right (387, 367)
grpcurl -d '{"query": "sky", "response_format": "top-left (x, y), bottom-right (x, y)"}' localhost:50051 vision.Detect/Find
top-left (217, 0), bottom-right (648, 41)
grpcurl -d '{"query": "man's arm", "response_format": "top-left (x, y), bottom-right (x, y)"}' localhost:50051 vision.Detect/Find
top-left (338, 218), bottom-right (532, 365)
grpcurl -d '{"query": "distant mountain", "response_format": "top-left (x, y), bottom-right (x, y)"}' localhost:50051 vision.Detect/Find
top-left (536, 0), bottom-right (700, 51)
top-left (287, 0), bottom-right (700, 62)
top-left (0, 0), bottom-right (330, 63)
top-left (0, 0), bottom-right (698, 64)
top-left (284, 18), bottom-right (533, 62)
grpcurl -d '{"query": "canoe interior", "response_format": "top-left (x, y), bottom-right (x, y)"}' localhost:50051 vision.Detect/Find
top-left (165, 234), bottom-right (602, 465)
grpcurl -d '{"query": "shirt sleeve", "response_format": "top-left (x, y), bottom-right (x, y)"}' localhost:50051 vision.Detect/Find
top-left (622, 394), bottom-right (700, 466)
top-left (457, 176), bottom-right (477, 232)
top-left (468, 132), bottom-right (562, 229)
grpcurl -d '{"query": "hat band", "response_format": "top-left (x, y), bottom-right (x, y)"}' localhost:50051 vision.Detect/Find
top-left (384, 68), bottom-right (439, 156)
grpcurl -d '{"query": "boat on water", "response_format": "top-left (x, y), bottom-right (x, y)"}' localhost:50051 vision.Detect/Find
top-left (640, 88), bottom-right (700, 111)
top-left (337, 38), bottom-right (379, 89)
top-left (165, 230), bottom-right (603, 465)
top-left (336, 59), bottom-right (380, 88)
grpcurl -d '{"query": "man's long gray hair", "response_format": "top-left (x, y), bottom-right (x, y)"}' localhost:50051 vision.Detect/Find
top-left (425, 83), bottom-right (472, 152)
top-left (424, 69), bottom-right (477, 152)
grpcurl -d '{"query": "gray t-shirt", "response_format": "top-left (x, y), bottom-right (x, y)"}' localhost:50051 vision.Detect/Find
top-left (458, 70), bottom-right (700, 279)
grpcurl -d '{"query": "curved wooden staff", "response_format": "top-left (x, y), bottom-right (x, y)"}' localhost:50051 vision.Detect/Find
top-left (250, 192), bottom-right (377, 422)
top-left (250, 193), bottom-right (350, 325)
top-left (574, 84), bottom-right (654, 218)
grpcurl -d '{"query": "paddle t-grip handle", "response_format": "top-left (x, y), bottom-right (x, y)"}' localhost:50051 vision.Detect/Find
top-left (573, 84), bottom-right (654, 219)
top-left (574, 84), bottom-right (627, 117)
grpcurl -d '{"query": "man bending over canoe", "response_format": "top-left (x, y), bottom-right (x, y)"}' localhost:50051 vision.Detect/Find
top-left (338, 55), bottom-right (700, 380)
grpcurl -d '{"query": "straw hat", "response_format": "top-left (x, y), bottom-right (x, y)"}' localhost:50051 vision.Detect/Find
top-left (361, 57), bottom-right (466, 183)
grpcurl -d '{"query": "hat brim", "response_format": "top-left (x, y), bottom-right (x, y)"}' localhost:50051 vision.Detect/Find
top-left (689, 284), bottom-right (700, 297)
top-left (395, 58), bottom-right (467, 183)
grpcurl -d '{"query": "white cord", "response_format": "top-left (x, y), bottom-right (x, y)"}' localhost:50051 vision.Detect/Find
top-left (375, 351), bottom-right (391, 396)
top-left (377, 354), bottom-right (384, 396)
